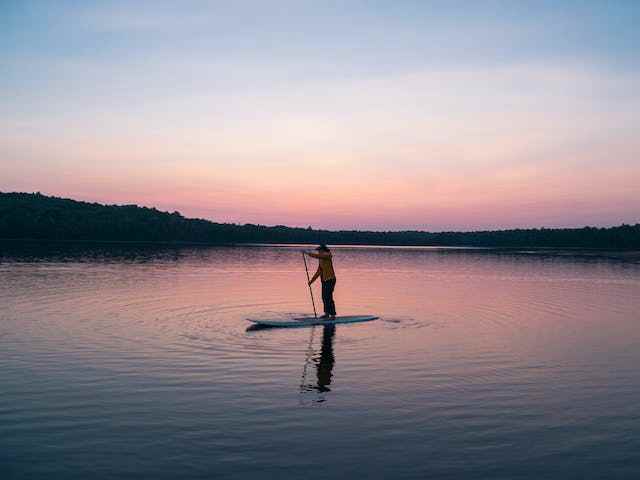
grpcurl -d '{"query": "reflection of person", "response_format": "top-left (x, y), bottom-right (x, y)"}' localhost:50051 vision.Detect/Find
top-left (304, 245), bottom-right (337, 320)
top-left (316, 325), bottom-right (336, 392)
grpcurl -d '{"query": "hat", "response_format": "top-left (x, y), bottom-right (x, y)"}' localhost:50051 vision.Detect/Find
top-left (316, 244), bottom-right (330, 252)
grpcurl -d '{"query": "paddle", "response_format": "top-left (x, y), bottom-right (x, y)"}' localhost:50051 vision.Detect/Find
top-left (299, 250), bottom-right (318, 404)
top-left (302, 251), bottom-right (318, 319)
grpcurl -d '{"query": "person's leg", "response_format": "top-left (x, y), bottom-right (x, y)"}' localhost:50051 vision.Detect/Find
top-left (321, 280), bottom-right (330, 317)
top-left (327, 279), bottom-right (336, 317)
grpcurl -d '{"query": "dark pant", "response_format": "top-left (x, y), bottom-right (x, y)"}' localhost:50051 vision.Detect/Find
top-left (321, 278), bottom-right (337, 316)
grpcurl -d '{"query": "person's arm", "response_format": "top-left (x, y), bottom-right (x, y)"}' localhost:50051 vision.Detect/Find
top-left (309, 266), bottom-right (321, 285)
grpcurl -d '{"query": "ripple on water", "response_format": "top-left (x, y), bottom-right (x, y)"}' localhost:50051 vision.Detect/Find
top-left (1, 246), bottom-right (640, 479)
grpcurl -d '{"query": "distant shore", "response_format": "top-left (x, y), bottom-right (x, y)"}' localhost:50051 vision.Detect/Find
top-left (1, 192), bottom-right (639, 250)
top-left (2, 238), bottom-right (639, 263)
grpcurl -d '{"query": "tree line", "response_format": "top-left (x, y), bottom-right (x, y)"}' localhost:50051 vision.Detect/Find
top-left (1, 192), bottom-right (638, 249)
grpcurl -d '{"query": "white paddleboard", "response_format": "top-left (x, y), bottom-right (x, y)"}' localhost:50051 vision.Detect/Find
top-left (247, 315), bottom-right (379, 328)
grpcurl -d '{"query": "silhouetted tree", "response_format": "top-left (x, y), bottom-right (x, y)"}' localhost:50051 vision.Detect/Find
top-left (1, 192), bottom-right (638, 249)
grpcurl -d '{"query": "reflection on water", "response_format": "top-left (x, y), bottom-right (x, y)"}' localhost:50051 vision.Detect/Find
top-left (246, 315), bottom-right (339, 402)
top-left (249, 319), bottom-right (338, 404)
top-left (299, 325), bottom-right (337, 402)
top-left (1, 241), bottom-right (640, 479)
top-left (316, 325), bottom-right (336, 394)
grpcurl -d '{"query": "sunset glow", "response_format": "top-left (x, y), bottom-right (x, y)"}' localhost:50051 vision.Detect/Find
top-left (3, 1), bottom-right (639, 230)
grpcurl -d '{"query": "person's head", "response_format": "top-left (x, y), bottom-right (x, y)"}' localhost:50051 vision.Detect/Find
top-left (317, 244), bottom-right (330, 253)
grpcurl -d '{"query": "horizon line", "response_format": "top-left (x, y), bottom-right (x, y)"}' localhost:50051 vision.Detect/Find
top-left (3, 191), bottom-right (638, 235)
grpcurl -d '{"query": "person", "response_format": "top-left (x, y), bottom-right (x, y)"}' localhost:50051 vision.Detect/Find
top-left (304, 244), bottom-right (337, 320)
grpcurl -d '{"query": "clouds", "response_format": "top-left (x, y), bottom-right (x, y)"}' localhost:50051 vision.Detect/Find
top-left (2, 1), bottom-right (639, 230)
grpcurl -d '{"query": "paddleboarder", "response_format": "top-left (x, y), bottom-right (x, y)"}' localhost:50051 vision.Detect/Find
top-left (304, 245), bottom-right (337, 320)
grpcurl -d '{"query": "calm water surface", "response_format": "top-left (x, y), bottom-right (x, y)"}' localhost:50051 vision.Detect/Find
top-left (1, 244), bottom-right (639, 479)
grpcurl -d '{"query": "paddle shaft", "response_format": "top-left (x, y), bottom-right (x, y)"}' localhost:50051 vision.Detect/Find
top-left (302, 252), bottom-right (318, 319)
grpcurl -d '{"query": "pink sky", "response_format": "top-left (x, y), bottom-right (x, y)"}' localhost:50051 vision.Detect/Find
top-left (3, 3), bottom-right (639, 231)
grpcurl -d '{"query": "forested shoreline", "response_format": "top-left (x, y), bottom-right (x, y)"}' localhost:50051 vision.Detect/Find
top-left (1, 192), bottom-right (638, 249)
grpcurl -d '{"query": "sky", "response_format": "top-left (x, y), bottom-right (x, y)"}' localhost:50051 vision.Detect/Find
top-left (2, 0), bottom-right (639, 231)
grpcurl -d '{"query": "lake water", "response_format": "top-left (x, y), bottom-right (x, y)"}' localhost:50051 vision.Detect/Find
top-left (1, 243), bottom-right (639, 479)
